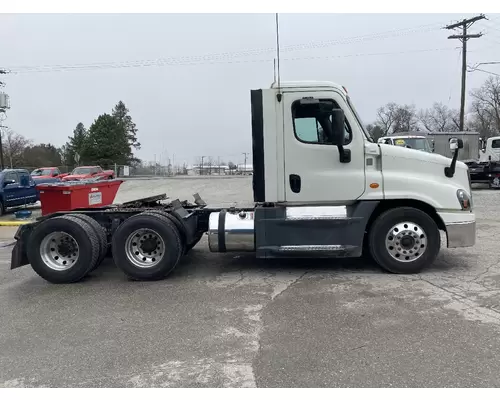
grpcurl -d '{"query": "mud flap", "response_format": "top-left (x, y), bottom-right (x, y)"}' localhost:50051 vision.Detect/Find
top-left (11, 241), bottom-right (28, 270)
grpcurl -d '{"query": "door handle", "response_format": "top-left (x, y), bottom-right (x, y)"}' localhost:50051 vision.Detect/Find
top-left (289, 174), bottom-right (301, 193)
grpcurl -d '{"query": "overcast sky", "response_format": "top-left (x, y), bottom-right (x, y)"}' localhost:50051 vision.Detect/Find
top-left (1, 13), bottom-right (500, 166)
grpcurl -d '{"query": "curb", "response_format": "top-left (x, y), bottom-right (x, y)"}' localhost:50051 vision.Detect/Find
top-left (0, 220), bottom-right (32, 226)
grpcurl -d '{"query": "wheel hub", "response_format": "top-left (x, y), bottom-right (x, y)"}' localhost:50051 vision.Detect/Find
top-left (125, 228), bottom-right (165, 268)
top-left (385, 221), bottom-right (427, 263)
top-left (40, 231), bottom-right (80, 271)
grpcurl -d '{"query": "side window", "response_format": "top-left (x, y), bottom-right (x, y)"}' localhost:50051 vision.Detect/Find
top-left (492, 139), bottom-right (500, 149)
top-left (4, 172), bottom-right (19, 184)
top-left (54, 168), bottom-right (61, 176)
top-left (294, 118), bottom-right (322, 143)
top-left (19, 172), bottom-right (29, 186)
top-left (292, 99), bottom-right (352, 145)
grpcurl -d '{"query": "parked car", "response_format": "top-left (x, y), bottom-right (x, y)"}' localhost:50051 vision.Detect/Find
top-left (61, 166), bottom-right (115, 182)
top-left (0, 169), bottom-right (39, 216)
top-left (30, 167), bottom-right (62, 184)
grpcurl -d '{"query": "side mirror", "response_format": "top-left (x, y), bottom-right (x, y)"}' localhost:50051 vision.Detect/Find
top-left (330, 108), bottom-right (345, 146)
top-left (445, 138), bottom-right (464, 178)
top-left (449, 137), bottom-right (464, 151)
top-left (330, 108), bottom-right (350, 164)
top-left (53, 173), bottom-right (58, 177)
top-left (3, 179), bottom-right (16, 187)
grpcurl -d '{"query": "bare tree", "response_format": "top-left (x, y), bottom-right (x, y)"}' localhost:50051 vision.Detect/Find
top-left (418, 102), bottom-right (460, 132)
top-left (2, 129), bottom-right (32, 168)
top-left (376, 103), bottom-right (419, 135)
top-left (376, 102), bottom-right (398, 136)
top-left (366, 124), bottom-right (385, 141)
top-left (469, 76), bottom-right (500, 137)
top-left (205, 156), bottom-right (214, 175)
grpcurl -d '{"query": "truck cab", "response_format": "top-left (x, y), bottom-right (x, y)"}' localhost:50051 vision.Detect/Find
top-left (479, 136), bottom-right (500, 163)
top-left (0, 169), bottom-right (38, 215)
top-left (245, 81), bottom-right (475, 273)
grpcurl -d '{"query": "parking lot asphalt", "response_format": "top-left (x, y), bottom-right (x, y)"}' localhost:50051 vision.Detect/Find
top-left (1, 178), bottom-right (500, 387)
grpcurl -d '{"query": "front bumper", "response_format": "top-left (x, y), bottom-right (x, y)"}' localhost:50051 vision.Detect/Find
top-left (438, 211), bottom-right (476, 248)
top-left (446, 221), bottom-right (476, 248)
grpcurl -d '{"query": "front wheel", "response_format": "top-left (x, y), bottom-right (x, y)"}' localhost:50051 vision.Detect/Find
top-left (368, 207), bottom-right (440, 274)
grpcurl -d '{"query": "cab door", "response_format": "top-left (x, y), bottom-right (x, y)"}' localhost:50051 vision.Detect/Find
top-left (3, 171), bottom-right (23, 207)
top-left (282, 90), bottom-right (366, 203)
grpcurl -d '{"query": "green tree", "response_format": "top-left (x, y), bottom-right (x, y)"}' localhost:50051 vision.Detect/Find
top-left (112, 101), bottom-right (141, 151)
top-left (23, 143), bottom-right (62, 167)
top-left (84, 113), bottom-right (132, 167)
top-left (62, 122), bottom-right (88, 165)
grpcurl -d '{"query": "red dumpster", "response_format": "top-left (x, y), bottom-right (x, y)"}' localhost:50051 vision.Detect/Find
top-left (36, 179), bottom-right (124, 216)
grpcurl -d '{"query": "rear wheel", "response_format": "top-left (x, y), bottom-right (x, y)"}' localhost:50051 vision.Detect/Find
top-left (368, 207), bottom-right (440, 274)
top-left (65, 214), bottom-right (108, 269)
top-left (27, 216), bottom-right (101, 283)
top-left (112, 213), bottom-right (182, 280)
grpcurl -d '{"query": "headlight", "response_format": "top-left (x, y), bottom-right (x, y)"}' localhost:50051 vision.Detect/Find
top-left (457, 189), bottom-right (472, 211)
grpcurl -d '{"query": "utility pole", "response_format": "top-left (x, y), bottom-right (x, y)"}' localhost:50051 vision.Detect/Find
top-left (0, 69), bottom-right (10, 171)
top-left (0, 124), bottom-right (5, 170)
top-left (242, 152), bottom-right (248, 175)
top-left (445, 14), bottom-right (486, 131)
top-left (200, 156), bottom-right (205, 176)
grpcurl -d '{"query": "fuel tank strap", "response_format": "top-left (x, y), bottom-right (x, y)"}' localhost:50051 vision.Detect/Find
top-left (218, 210), bottom-right (227, 252)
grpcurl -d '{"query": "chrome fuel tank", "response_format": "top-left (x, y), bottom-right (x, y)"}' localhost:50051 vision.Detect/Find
top-left (208, 210), bottom-right (255, 252)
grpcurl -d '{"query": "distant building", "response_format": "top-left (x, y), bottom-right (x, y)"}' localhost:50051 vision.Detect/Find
top-left (187, 165), bottom-right (229, 176)
top-left (236, 163), bottom-right (253, 175)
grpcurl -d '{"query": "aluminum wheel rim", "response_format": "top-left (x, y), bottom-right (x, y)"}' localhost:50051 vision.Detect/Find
top-left (125, 228), bottom-right (165, 268)
top-left (385, 221), bottom-right (427, 263)
top-left (40, 231), bottom-right (80, 271)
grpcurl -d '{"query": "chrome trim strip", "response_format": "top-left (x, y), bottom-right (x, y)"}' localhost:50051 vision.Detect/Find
top-left (279, 245), bottom-right (347, 251)
top-left (285, 206), bottom-right (347, 220)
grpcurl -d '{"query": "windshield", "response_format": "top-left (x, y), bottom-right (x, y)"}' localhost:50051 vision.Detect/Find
top-left (393, 138), bottom-right (432, 153)
top-left (31, 168), bottom-right (52, 176)
top-left (71, 167), bottom-right (92, 175)
top-left (347, 95), bottom-right (373, 142)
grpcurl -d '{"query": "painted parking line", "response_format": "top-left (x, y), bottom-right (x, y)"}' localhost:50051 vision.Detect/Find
top-left (0, 220), bottom-right (32, 226)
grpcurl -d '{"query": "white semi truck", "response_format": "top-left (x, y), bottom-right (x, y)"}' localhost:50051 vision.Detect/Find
top-left (10, 81), bottom-right (476, 283)
top-left (463, 136), bottom-right (500, 188)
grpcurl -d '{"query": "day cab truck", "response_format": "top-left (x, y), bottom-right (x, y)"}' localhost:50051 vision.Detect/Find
top-left (377, 134), bottom-right (433, 153)
top-left (463, 136), bottom-right (500, 188)
top-left (10, 81), bottom-right (476, 284)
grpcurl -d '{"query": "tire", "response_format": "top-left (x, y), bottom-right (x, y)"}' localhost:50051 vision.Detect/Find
top-left (65, 214), bottom-right (108, 269)
top-left (27, 216), bottom-right (101, 283)
top-left (368, 207), bottom-right (440, 274)
top-left (111, 213), bottom-right (182, 281)
top-left (142, 210), bottom-right (202, 254)
top-left (140, 211), bottom-right (185, 263)
top-left (0, 200), bottom-right (4, 217)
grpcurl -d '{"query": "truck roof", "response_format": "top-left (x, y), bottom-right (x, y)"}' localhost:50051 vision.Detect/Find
top-left (270, 81), bottom-right (346, 92)
top-left (2, 168), bottom-right (30, 174)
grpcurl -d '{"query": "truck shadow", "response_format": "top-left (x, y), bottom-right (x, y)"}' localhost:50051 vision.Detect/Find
top-left (88, 247), bottom-right (466, 283)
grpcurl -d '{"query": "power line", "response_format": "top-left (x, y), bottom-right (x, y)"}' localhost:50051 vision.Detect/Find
top-left (468, 67), bottom-right (500, 77)
top-left (2, 21), bottom-right (447, 74)
top-left (445, 14), bottom-right (486, 130)
top-left (3, 46), bottom-right (459, 75)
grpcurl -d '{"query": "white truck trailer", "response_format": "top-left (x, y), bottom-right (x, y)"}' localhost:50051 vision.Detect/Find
top-left (10, 81), bottom-right (476, 283)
